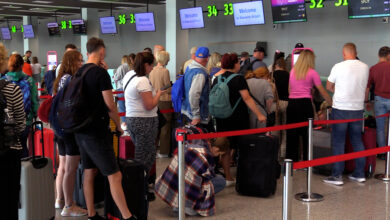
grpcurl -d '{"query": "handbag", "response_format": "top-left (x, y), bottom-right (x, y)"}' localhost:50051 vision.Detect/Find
top-left (250, 94), bottom-right (276, 127)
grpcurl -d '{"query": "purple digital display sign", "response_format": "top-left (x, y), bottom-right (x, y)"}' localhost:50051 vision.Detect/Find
top-left (271, 0), bottom-right (305, 7)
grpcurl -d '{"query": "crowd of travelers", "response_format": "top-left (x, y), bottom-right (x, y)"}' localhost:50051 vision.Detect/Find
top-left (1, 38), bottom-right (389, 219)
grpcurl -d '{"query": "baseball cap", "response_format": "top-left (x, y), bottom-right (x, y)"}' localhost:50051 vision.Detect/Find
top-left (295, 43), bottom-right (304, 48)
top-left (195, 47), bottom-right (210, 58)
top-left (254, 46), bottom-right (265, 53)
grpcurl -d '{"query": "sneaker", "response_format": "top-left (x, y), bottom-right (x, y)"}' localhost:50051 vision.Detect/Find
top-left (61, 205), bottom-right (87, 217)
top-left (55, 199), bottom-right (64, 209)
top-left (156, 153), bottom-right (169, 158)
top-left (88, 213), bottom-right (105, 220)
top-left (323, 176), bottom-right (344, 186)
top-left (226, 179), bottom-right (236, 187)
top-left (185, 207), bottom-right (198, 216)
top-left (121, 123), bottom-right (127, 131)
top-left (348, 174), bottom-right (366, 183)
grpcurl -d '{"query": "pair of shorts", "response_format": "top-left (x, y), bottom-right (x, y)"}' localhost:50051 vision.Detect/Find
top-left (55, 134), bottom-right (80, 156)
top-left (74, 131), bottom-right (119, 176)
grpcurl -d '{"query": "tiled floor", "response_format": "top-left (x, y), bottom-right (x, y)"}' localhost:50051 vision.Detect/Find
top-left (55, 158), bottom-right (390, 220)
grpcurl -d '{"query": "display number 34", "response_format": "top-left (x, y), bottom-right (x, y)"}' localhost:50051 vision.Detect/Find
top-left (310, 0), bottom-right (348, 8)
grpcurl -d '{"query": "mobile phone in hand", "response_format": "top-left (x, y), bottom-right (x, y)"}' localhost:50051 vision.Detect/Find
top-left (161, 85), bottom-right (171, 90)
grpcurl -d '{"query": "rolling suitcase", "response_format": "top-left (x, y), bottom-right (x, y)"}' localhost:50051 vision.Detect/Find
top-left (345, 127), bottom-right (377, 178)
top-left (236, 134), bottom-right (280, 197)
top-left (33, 127), bottom-right (57, 174)
top-left (119, 135), bottom-right (156, 180)
top-left (105, 133), bottom-right (148, 220)
top-left (313, 127), bottom-right (333, 175)
top-left (19, 121), bottom-right (55, 220)
top-left (73, 162), bottom-right (105, 209)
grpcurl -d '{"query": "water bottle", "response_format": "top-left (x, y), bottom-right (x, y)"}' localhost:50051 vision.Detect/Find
top-left (4, 108), bottom-right (15, 125)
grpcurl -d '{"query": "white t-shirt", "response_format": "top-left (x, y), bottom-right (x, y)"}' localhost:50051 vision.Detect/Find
top-left (328, 59), bottom-right (369, 111)
top-left (123, 70), bottom-right (157, 117)
top-left (31, 63), bottom-right (41, 75)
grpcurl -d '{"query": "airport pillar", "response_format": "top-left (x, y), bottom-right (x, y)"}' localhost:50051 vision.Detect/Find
top-left (81, 8), bottom-right (100, 59)
top-left (166, 0), bottom-right (189, 81)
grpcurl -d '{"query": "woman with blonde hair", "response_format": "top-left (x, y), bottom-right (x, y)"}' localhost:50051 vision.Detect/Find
top-left (206, 52), bottom-right (222, 77)
top-left (286, 50), bottom-right (332, 162)
top-left (245, 67), bottom-right (276, 128)
top-left (149, 50), bottom-right (172, 158)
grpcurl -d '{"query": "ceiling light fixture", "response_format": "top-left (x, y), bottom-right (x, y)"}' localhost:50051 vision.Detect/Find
top-left (80, 0), bottom-right (146, 6)
top-left (32, 0), bottom-right (53, 3)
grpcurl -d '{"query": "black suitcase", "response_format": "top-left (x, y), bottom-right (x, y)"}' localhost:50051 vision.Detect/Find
top-left (312, 127), bottom-right (333, 176)
top-left (104, 133), bottom-right (148, 220)
top-left (73, 162), bottom-right (105, 209)
top-left (236, 134), bottom-right (280, 197)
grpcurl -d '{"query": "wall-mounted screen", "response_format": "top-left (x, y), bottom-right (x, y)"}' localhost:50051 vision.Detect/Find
top-left (179, 7), bottom-right (205, 30)
top-left (271, 0), bottom-right (307, 24)
top-left (135, 12), bottom-right (156, 32)
top-left (47, 23), bottom-right (60, 36)
top-left (100, 16), bottom-right (117, 34)
top-left (23, 25), bottom-right (35, 39)
top-left (72, 20), bottom-right (87, 35)
top-left (233, 1), bottom-right (265, 26)
top-left (349, 0), bottom-right (390, 19)
top-left (1, 28), bottom-right (11, 40)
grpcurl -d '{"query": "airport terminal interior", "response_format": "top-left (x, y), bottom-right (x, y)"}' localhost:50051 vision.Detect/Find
top-left (2, 0), bottom-right (390, 220)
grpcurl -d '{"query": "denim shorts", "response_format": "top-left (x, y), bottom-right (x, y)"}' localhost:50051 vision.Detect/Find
top-left (56, 134), bottom-right (80, 156)
top-left (74, 131), bottom-right (119, 176)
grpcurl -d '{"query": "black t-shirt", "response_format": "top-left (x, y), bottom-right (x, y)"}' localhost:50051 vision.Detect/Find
top-left (211, 71), bottom-right (249, 132)
top-left (78, 63), bottom-right (113, 135)
top-left (273, 70), bottom-right (289, 101)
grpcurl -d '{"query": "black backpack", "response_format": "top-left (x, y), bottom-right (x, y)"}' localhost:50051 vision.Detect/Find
top-left (238, 58), bottom-right (260, 75)
top-left (0, 80), bottom-right (18, 155)
top-left (57, 64), bottom-right (96, 133)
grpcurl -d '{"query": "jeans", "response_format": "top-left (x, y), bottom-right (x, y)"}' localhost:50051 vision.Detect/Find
top-left (211, 174), bottom-right (226, 194)
top-left (331, 108), bottom-right (365, 178)
top-left (117, 89), bottom-right (126, 123)
top-left (375, 96), bottom-right (390, 147)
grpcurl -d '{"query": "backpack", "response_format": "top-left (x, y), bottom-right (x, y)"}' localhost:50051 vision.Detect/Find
top-left (44, 70), bottom-right (56, 95)
top-left (0, 80), bottom-right (18, 155)
top-left (171, 74), bottom-right (185, 113)
top-left (209, 74), bottom-right (242, 119)
top-left (3, 76), bottom-right (32, 116)
top-left (238, 58), bottom-right (260, 75)
top-left (56, 64), bottom-right (95, 133)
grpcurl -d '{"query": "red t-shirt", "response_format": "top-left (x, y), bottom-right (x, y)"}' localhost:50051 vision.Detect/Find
top-left (22, 63), bottom-right (32, 77)
top-left (367, 61), bottom-right (390, 99)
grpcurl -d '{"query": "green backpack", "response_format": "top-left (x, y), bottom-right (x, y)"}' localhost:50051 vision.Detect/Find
top-left (209, 74), bottom-right (242, 119)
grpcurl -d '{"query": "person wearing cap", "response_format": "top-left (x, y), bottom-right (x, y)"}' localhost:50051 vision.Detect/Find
top-left (181, 47), bottom-right (212, 130)
top-left (285, 43), bottom-right (304, 72)
top-left (183, 46), bottom-right (198, 72)
top-left (248, 46), bottom-right (267, 71)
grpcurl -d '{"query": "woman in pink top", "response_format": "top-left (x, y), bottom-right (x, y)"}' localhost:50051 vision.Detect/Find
top-left (286, 50), bottom-right (332, 161)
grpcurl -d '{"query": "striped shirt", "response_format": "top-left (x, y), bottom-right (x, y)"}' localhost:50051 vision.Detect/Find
top-left (1, 82), bottom-right (26, 150)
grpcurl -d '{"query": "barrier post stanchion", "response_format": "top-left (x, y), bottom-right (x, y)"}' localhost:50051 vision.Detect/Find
top-left (177, 132), bottom-right (186, 220)
top-left (295, 118), bottom-right (324, 202)
top-left (375, 115), bottom-right (390, 181)
top-left (282, 159), bottom-right (293, 220)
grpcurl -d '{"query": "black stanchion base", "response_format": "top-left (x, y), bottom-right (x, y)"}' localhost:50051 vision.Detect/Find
top-left (295, 192), bottom-right (324, 202)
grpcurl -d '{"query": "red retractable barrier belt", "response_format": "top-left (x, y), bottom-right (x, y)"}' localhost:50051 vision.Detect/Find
top-left (39, 95), bottom-right (52, 99)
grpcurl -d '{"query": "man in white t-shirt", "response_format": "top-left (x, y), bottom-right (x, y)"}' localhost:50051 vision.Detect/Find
top-left (323, 43), bottom-right (369, 186)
